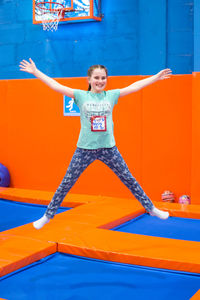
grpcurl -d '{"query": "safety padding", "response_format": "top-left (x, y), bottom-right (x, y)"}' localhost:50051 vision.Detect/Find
top-left (0, 197), bottom-right (144, 244)
top-left (156, 201), bottom-right (200, 219)
top-left (190, 290), bottom-right (200, 300)
top-left (58, 227), bottom-right (200, 273)
top-left (0, 187), bottom-right (102, 207)
top-left (0, 232), bottom-right (56, 277)
top-left (0, 189), bottom-right (200, 277)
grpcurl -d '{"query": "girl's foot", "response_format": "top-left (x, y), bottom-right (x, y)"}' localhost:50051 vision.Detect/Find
top-left (33, 215), bottom-right (50, 229)
top-left (149, 207), bottom-right (169, 220)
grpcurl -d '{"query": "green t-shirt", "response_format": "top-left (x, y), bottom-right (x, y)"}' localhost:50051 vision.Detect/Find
top-left (74, 89), bottom-right (120, 149)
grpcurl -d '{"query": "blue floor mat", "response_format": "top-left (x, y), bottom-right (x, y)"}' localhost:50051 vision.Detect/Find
top-left (0, 198), bottom-right (70, 232)
top-left (0, 253), bottom-right (199, 300)
top-left (113, 214), bottom-right (200, 241)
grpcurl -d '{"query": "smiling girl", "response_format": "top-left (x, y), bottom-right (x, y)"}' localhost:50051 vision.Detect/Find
top-left (19, 59), bottom-right (171, 229)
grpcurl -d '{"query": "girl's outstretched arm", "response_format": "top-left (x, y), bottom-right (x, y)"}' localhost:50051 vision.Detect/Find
top-left (19, 58), bottom-right (74, 98)
top-left (119, 68), bottom-right (172, 98)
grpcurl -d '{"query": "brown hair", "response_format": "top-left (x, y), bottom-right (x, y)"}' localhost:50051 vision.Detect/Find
top-left (87, 65), bottom-right (108, 91)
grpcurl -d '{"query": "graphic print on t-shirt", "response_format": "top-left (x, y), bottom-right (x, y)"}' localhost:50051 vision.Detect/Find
top-left (83, 101), bottom-right (111, 120)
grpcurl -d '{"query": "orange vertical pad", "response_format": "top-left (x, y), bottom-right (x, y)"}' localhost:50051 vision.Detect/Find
top-left (191, 72), bottom-right (200, 204)
top-left (0, 74), bottom-right (196, 202)
top-left (141, 75), bottom-right (192, 203)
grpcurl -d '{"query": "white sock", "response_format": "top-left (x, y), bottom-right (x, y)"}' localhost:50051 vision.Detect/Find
top-left (33, 215), bottom-right (50, 230)
top-left (149, 207), bottom-right (169, 220)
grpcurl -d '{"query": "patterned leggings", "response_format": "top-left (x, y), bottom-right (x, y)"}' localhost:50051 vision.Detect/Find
top-left (45, 146), bottom-right (154, 218)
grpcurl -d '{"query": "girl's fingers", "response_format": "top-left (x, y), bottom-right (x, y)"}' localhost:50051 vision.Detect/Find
top-left (162, 69), bottom-right (172, 74)
top-left (19, 59), bottom-right (33, 72)
top-left (19, 63), bottom-right (26, 68)
top-left (19, 63), bottom-right (29, 70)
top-left (19, 62), bottom-right (28, 67)
top-left (20, 60), bottom-right (29, 65)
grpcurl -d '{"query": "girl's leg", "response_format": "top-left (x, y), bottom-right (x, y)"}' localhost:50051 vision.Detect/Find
top-left (98, 147), bottom-right (169, 219)
top-left (33, 148), bottom-right (96, 229)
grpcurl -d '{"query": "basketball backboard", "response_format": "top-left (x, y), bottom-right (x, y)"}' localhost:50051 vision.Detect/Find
top-left (33, 0), bottom-right (102, 26)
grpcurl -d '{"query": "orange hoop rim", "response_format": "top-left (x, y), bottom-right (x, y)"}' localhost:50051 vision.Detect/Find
top-left (36, 1), bottom-right (65, 13)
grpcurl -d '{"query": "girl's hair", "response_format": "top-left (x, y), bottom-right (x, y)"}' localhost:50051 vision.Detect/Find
top-left (87, 65), bottom-right (108, 91)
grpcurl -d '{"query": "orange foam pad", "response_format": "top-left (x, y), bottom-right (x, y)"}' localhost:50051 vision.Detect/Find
top-left (156, 201), bottom-right (200, 219)
top-left (190, 290), bottom-right (200, 300)
top-left (0, 197), bottom-right (144, 243)
top-left (0, 193), bottom-right (144, 276)
top-left (0, 233), bottom-right (56, 277)
top-left (55, 199), bottom-right (200, 273)
top-left (0, 187), bottom-right (100, 207)
top-left (0, 189), bottom-right (200, 276)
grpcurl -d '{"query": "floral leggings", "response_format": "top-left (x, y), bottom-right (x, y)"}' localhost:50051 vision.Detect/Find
top-left (45, 146), bottom-right (154, 218)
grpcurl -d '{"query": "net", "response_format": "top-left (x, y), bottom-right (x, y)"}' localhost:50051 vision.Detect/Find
top-left (35, 1), bottom-right (66, 31)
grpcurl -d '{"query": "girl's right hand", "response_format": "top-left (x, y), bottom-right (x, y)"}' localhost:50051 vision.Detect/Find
top-left (19, 58), bottom-right (37, 74)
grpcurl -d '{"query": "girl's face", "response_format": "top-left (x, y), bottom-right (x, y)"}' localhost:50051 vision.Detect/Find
top-left (88, 68), bottom-right (108, 93)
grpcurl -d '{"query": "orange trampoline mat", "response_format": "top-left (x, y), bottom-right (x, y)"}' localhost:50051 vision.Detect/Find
top-left (0, 187), bottom-right (200, 299)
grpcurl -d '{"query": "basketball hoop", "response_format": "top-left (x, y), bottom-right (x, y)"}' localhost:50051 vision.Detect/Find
top-left (36, 1), bottom-right (65, 31)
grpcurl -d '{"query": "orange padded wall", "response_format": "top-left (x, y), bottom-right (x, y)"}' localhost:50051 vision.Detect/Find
top-left (141, 75), bottom-right (192, 203)
top-left (191, 73), bottom-right (200, 204)
top-left (0, 74), bottom-right (195, 202)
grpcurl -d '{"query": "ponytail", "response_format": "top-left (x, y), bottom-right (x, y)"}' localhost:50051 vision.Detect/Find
top-left (88, 83), bottom-right (91, 91)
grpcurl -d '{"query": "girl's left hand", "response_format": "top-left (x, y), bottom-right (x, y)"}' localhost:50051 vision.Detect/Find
top-left (155, 68), bottom-right (172, 80)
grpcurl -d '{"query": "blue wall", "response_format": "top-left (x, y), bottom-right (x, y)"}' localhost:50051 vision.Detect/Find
top-left (194, 0), bottom-right (200, 71)
top-left (167, 0), bottom-right (194, 74)
top-left (0, 0), bottom-right (194, 79)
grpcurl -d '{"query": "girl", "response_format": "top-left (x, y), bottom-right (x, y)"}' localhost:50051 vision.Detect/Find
top-left (19, 59), bottom-right (171, 229)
